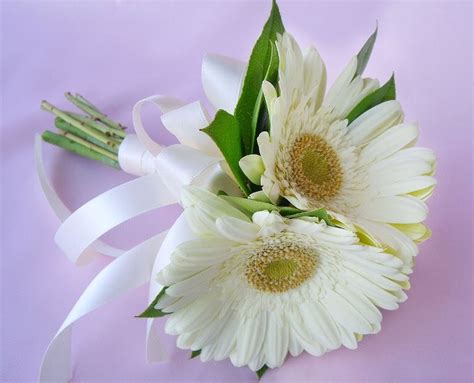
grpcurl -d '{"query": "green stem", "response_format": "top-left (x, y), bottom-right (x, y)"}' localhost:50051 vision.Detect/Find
top-left (62, 132), bottom-right (118, 161)
top-left (55, 117), bottom-right (119, 154)
top-left (75, 93), bottom-right (101, 113)
top-left (42, 131), bottom-right (120, 169)
top-left (66, 112), bottom-right (126, 139)
top-left (41, 100), bottom-right (120, 150)
top-left (65, 92), bottom-right (126, 132)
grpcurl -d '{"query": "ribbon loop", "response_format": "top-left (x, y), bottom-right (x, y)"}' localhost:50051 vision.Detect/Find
top-left (132, 95), bottom-right (186, 156)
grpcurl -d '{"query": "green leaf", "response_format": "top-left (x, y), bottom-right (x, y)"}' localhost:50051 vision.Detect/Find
top-left (278, 206), bottom-right (303, 216)
top-left (220, 195), bottom-right (278, 217)
top-left (256, 365), bottom-right (269, 380)
top-left (136, 287), bottom-right (169, 318)
top-left (202, 110), bottom-right (250, 195)
top-left (252, 41), bottom-right (279, 140)
top-left (219, 195), bottom-right (334, 226)
top-left (234, 0), bottom-right (285, 154)
top-left (346, 73), bottom-right (396, 124)
top-left (190, 350), bottom-right (201, 359)
top-left (354, 25), bottom-right (378, 78)
top-left (286, 208), bottom-right (335, 226)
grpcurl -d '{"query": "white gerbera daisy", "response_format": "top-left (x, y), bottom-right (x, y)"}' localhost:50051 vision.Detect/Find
top-left (243, 32), bottom-right (436, 272)
top-left (156, 187), bottom-right (408, 371)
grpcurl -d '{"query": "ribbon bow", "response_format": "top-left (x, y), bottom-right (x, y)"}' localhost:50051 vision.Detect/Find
top-left (36, 54), bottom-right (246, 382)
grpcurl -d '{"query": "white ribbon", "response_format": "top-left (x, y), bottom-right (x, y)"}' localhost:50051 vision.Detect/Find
top-left (37, 54), bottom-right (246, 382)
top-left (39, 231), bottom-right (168, 382)
top-left (202, 53), bottom-right (246, 113)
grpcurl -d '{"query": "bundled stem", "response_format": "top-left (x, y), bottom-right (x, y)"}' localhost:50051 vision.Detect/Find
top-left (41, 93), bottom-right (127, 168)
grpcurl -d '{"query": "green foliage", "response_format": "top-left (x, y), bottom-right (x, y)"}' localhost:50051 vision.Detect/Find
top-left (202, 110), bottom-right (250, 195)
top-left (354, 25), bottom-right (378, 78)
top-left (286, 208), bottom-right (335, 226)
top-left (220, 195), bottom-right (279, 217)
top-left (235, 0), bottom-right (285, 154)
top-left (346, 74), bottom-right (396, 124)
top-left (203, 1), bottom-right (285, 192)
top-left (136, 287), bottom-right (169, 318)
top-left (256, 365), bottom-right (269, 379)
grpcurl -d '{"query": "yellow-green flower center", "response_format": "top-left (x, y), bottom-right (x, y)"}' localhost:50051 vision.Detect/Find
top-left (245, 241), bottom-right (317, 293)
top-left (289, 134), bottom-right (343, 201)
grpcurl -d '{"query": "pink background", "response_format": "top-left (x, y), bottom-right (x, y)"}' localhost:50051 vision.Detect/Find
top-left (1, 1), bottom-right (472, 382)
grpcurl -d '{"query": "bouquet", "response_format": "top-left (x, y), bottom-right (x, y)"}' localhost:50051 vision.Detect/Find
top-left (37, 1), bottom-right (436, 381)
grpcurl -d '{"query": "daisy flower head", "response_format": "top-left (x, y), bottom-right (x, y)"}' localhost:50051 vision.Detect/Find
top-left (243, 32), bottom-right (436, 272)
top-left (156, 187), bottom-right (409, 371)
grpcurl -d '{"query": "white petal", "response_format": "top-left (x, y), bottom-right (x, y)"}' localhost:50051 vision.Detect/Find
top-left (303, 46), bottom-right (327, 110)
top-left (230, 312), bottom-right (267, 367)
top-left (335, 285), bottom-right (382, 327)
top-left (288, 325), bottom-right (304, 357)
top-left (354, 218), bottom-right (417, 272)
top-left (239, 154), bottom-right (265, 185)
top-left (173, 238), bottom-right (234, 266)
top-left (215, 216), bottom-right (260, 243)
top-left (306, 301), bottom-right (341, 349)
top-left (357, 195), bottom-right (428, 224)
top-left (264, 313), bottom-right (289, 368)
top-left (181, 186), bottom-right (249, 221)
top-left (212, 312), bottom-right (240, 360)
top-left (322, 290), bottom-right (373, 334)
top-left (248, 190), bottom-right (272, 203)
top-left (253, 210), bottom-right (286, 236)
top-left (324, 56), bottom-right (358, 108)
top-left (262, 80), bottom-right (278, 112)
top-left (359, 123), bottom-right (419, 165)
top-left (337, 325), bottom-right (358, 350)
top-left (344, 270), bottom-right (400, 310)
top-left (289, 308), bottom-right (325, 356)
top-left (347, 100), bottom-right (403, 146)
top-left (375, 176), bottom-right (437, 197)
top-left (166, 266), bottom-right (218, 297)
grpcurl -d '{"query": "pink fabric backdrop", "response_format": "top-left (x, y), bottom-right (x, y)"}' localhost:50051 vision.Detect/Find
top-left (1, 1), bottom-right (472, 382)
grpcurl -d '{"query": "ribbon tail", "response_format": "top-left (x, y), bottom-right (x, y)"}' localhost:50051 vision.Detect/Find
top-left (34, 135), bottom-right (124, 259)
top-left (54, 171), bottom-right (177, 265)
top-left (145, 213), bottom-right (197, 362)
top-left (39, 231), bottom-right (168, 383)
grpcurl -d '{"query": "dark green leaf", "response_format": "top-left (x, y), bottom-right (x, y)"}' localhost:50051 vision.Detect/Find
top-left (136, 287), bottom-right (169, 318)
top-left (220, 195), bottom-right (278, 217)
top-left (190, 350), bottom-right (201, 359)
top-left (234, 0), bottom-right (285, 154)
top-left (286, 208), bottom-right (335, 226)
top-left (202, 110), bottom-right (250, 195)
top-left (355, 25), bottom-right (378, 78)
top-left (256, 365), bottom-right (269, 380)
top-left (346, 73), bottom-right (396, 124)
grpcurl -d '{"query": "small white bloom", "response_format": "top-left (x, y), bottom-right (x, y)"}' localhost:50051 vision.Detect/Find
top-left (258, 32), bottom-right (436, 272)
top-left (158, 187), bottom-right (408, 371)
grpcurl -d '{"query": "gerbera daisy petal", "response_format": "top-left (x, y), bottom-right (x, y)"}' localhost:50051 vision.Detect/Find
top-left (357, 195), bottom-right (428, 224)
top-left (215, 216), bottom-right (260, 243)
top-left (359, 123), bottom-right (419, 165)
top-left (264, 313), bottom-right (289, 368)
top-left (231, 311), bottom-right (267, 367)
top-left (322, 290), bottom-right (373, 334)
top-left (347, 100), bottom-right (403, 146)
top-left (160, 193), bottom-right (409, 369)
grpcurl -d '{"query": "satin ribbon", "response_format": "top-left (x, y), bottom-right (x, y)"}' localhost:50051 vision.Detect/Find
top-left (37, 54), bottom-right (246, 382)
